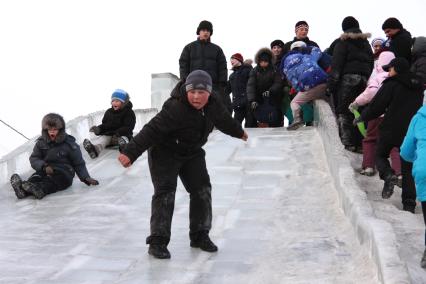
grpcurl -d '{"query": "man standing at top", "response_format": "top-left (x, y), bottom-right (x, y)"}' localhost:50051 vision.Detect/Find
top-left (382, 17), bottom-right (412, 63)
top-left (282, 21), bottom-right (319, 55)
top-left (179, 20), bottom-right (231, 112)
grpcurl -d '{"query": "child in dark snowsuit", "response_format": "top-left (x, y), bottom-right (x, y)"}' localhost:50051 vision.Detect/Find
top-left (83, 89), bottom-right (136, 159)
top-left (10, 113), bottom-right (99, 200)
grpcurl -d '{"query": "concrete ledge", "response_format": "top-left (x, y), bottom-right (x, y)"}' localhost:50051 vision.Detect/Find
top-left (0, 108), bottom-right (157, 188)
top-left (314, 99), bottom-right (410, 284)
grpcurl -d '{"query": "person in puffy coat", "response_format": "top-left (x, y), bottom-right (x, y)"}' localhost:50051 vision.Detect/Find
top-left (355, 58), bottom-right (424, 203)
top-left (247, 48), bottom-right (284, 127)
top-left (225, 53), bottom-right (252, 125)
top-left (118, 70), bottom-right (248, 260)
top-left (83, 89), bottom-right (136, 159)
top-left (327, 16), bottom-right (374, 152)
top-left (411, 36), bottom-right (426, 86)
top-left (10, 113), bottom-right (99, 200)
top-left (349, 51), bottom-right (401, 178)
top-left (281, 42), bottom-right (328, 130)
top-left (400, 105), bottom-right (426, 268)
top-left (179, 20), bottom-right (231, 112)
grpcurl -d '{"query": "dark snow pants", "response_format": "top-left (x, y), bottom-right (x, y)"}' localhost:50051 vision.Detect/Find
top-left (146, 147), bottom-right (212, 245)
top-left (28, 171), bottom-right (72, 195)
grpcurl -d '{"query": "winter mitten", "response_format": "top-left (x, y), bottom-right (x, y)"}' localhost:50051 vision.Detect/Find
top-left (89, 126), bottom-right (101, 135)
top-left (262, 90), bottom-right (270, 97)
top-left (84, 177), bottom-right (99, 186)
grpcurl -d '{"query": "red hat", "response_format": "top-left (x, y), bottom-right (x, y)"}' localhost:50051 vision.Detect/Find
top-left (231, 53), bottom-right (244, 63)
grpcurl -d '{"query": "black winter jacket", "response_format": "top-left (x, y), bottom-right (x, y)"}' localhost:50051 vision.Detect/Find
top-left (327, 29), bottom-right (374, 92)
top-left (122, 82), bottom-right (244, 163)
top-left (361, 72), bottom-right (424, 145)
top-left (411, 36), bottom-right (426, 86)
top-left (30, 132), bottom-right (90, 184)
top-left (387, 29), bottom-right (412, 63)
top-left (226, 64), bottom-right (252, 109)
top-left (179, 38), bottom-right (227, 85)
top-left (282, 37), bottom-right (319, 56)
top-left (247, 48), bottom-right (284, 107)
top-left (97, 101), bottom-right (136, 140)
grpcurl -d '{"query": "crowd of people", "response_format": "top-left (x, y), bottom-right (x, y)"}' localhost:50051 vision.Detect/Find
top-left (7, 16), bottom-right (426, 268)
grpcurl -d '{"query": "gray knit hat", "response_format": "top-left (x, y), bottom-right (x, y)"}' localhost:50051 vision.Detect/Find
top-left (185, 70), bottom-right (212, 93)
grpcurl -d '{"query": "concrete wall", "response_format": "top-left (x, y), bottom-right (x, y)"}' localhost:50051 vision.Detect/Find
top-left (314, 100), bottom-right (410, 284)
top-left (0, 109), bottom-right (157, 188)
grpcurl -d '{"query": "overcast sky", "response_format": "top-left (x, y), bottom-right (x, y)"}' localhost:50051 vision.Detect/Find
top-left (1, 0), bottom-right (425, 157)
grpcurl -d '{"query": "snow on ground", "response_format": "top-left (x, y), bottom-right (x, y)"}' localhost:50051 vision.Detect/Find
top-left (0, 127), bottom-right (379, 283)
top-left (348, 152), bottom-right (426, 284)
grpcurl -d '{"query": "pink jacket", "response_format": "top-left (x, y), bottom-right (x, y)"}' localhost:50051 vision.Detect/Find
top-left (355, 51), bottom-right (395, 106)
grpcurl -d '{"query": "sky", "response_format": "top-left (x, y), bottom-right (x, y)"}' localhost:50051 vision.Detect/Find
top-left (1, 0), bottom-right (425, 158)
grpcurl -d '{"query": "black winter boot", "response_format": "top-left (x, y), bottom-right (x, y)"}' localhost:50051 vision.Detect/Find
top-left (382, 174), bottom-right (398, 199)
top-left (148, 244), bottom-right (171, 259)
top-left (190, 233), bottom-right (218, 252)
top-left (421, 248), bottom-right (426, 269)
top-left (10, 174), bottom-right (27, 199)
top-left (83, 139), bottom-right (98, 159)
top-left (402, 199), bottom-right (416, 214)
top-left (22, 182), bottom-right (46, 199)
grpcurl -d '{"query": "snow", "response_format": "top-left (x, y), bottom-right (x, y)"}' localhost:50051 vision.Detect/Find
top-left (0, 75), bottom-right (425, 283)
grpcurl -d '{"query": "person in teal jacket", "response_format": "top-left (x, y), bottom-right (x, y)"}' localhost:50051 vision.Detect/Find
top-left (400, 105), bottom-right (426, 268)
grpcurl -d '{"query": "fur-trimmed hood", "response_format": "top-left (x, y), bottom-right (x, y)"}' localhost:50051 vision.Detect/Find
top-left (340, 30), bottom-right (371, 41)
top-left (255, 48), bottom-right (275, 65)
top-left (41, 113), bottom-right (67, 143)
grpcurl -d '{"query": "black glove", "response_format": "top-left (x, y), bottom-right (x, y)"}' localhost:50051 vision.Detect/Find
top-left (43, 165), bottom-right (54, 175)
top-left (84, 177), bottom-right (99, 186)
top-left (262, 90), bottom-right (270, 97)
top-left (251, 101), bottom-right (258, 111)
top-left (353, 117), bottom-right (362, 126)
top-left (89, 126), bottom-right (101, 135)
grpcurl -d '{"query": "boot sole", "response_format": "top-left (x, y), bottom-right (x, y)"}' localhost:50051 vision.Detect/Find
top-left (83, 139), bottom-right (98, 159)
top-left (10, 174), bottom-right (26, 199)
top-left (148, 249), bottom-right (171, 259)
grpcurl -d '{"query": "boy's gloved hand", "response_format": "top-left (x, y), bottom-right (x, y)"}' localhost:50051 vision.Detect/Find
top-left (84, 177), bottom-right (99, 186)
top-left (89, 126), bottom-right (101, 135)
top-left (348, 102), bottom-right (359, 111)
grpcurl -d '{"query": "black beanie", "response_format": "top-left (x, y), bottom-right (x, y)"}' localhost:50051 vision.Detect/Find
top-left (185, 70), bottom-right (213, 93)
top-left (270, 39), bottom-right (284, 49)
top-left (295, 21), bottom-right (309, 29)
top-left (382, 17), bottom-right (403, 30)
top-left (342, 16), bottom-right (359, 32)
top-left (196, 20), bottom-right (213, 35)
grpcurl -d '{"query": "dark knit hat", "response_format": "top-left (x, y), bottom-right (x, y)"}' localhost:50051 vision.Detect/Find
top-left (382, 17), bottom-right (403, 30)
top-left (185, 70), bottom-right (212, 93)
top-left (196, 20), bottom-right (213, 35)
top-left (111, 89), bottom-right (129, 103)
top-left (270, 39), bottom-right (285, 49)
top-left (295, 21), bottom-right (309, 31)
top-left (231, 53), bottom-right (244, 63)
top-left (42, 113), bottom-right (65, 130)
top-left (342, 16), bottom-right (359, 32)
top-left (258, 52), bottom-right (272, 62)
top-left (382, 57), bottom-right (410, 73)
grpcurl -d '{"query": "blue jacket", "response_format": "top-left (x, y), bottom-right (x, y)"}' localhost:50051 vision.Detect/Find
top-left (281, 47), bottom-right (328, 92)
top-left (400, 105), bottom-right (426, 201)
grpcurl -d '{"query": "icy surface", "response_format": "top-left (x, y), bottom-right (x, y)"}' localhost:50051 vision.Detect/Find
top-left (0, 128), bottom-right (379, 283)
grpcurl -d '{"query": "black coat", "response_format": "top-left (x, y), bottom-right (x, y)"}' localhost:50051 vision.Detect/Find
top-left (226, 64), bottom-right (252, 109)
top-left (361, 72), bottom-right (424, 145)
top-left (122, 82), bottom-right (244, 162)
top-left (387, 29), bottom-right (412, 63)
top-left (327, 29), bottom-right (374, 92)
top-left (179, 39), bottom-right (227, 85)
top-left (247, 48), bottom-right (284, 107)
top-left (282, 37), bottom-right (319, 56)
top-left (97, 101), bottom-right (136, 140)
top-left (30, 132), bottom-right (90, 185)
top-left (411, 36), bottom-right (426, 86)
